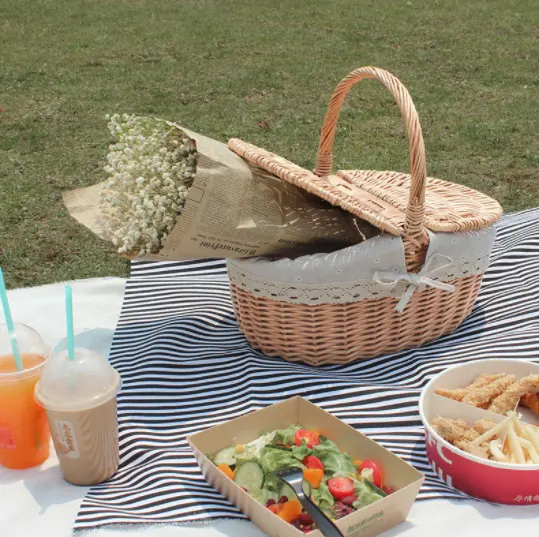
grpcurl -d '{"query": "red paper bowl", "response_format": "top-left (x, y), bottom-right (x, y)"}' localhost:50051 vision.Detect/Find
top-left (419, 359), bottom-right (539, 505)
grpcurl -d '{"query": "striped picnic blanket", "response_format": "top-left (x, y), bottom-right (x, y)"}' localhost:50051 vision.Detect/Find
top-left (74, 209), bottom-right (539, 531)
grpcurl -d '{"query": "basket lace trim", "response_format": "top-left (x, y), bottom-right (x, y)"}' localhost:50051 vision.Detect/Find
top-left (228, 257), bottom-right (487, 305)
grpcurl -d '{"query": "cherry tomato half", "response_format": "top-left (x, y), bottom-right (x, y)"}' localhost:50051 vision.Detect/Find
top-left (295, 429), bottom-right (320, 449)
top-left (327, 477), bottom-right (355, 500)
top-left (302, 455), bottom-right (325, 471)
top-left (359, 460), bottom-right (382, 488)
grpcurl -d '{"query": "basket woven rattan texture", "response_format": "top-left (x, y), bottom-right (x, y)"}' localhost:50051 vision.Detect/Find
top-left (227, 66), bottom-right (502, 365)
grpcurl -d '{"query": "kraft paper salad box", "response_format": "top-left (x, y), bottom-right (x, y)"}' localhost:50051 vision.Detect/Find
top-left (188, 396), bottom-right (424, 537)
top-left (420, 359), bottom-right (539, 505)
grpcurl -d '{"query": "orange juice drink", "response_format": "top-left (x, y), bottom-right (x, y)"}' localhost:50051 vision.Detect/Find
top-left (0, 353), bottom-right (50, 469)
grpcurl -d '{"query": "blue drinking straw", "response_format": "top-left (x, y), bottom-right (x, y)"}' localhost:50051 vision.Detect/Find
top-left (65, 284), bottom-right (75, 361)
top-left (0, 268), bottom-right (23, 371)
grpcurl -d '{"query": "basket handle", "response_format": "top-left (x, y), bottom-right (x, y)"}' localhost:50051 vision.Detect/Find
top-left (314, 66), bottom-right (427, 243)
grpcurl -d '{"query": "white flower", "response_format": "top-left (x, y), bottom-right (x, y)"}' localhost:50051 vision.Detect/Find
top-left (100, 114), bottom-right (197, 255)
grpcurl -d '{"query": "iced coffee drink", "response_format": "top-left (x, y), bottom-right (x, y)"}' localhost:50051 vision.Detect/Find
top-left (35, 348), bottom-right (121, 485)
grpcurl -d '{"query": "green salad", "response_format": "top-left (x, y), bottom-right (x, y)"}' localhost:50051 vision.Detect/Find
top-left (209, 425), bottom-right (394, 533)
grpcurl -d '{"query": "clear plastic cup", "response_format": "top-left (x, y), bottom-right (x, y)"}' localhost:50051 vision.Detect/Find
top-left (35, 347), bottom-right (121, 485)
top-left (0, 323), bottom-right (50, 469)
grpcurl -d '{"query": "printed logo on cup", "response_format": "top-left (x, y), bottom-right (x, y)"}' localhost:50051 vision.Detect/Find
top-left (514, 495), bottom-right (539, 503)
top-left (0, 425), bottom-right (16, 450)
top-left (54, 420), bottom-right (80, 459)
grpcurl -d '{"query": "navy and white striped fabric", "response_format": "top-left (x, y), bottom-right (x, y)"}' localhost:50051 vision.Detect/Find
top-left (74, 209), bottom-right (539, 531)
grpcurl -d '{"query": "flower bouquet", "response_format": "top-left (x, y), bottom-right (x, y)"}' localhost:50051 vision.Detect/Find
top-left (101, 114), bottom-right (197, 256)
top-left (64, 115), bottom-right (377, 260)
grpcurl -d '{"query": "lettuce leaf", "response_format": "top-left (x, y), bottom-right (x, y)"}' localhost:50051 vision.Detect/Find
top-left (262, 472), bottom-right (283, 493)
top-left (312, 435), bottom-right (341, 457)
top-left (236, 431), bottom-right (276, 463)
top-left (291, 444), bottom-right (310, 461)
top-left (272, 425), bottom-right (300, 446)
top-left (312, 479), bottom-right (335, 511)
top-left (331, 471), bottom-right (357, 481)
top-left (259, 446), bottom-right (304, 474)
top-left (313, 436), bottom-right (355, 475)
top-left (352, 479), bottom-right (384, 509)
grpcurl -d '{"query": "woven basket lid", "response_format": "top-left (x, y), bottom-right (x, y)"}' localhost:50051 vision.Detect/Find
top-left (228, 66), bottom-right (502, 243)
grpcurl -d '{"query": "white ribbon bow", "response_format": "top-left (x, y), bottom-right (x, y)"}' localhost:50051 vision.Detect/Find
top-left (373, 254), bottom-right (456, 313)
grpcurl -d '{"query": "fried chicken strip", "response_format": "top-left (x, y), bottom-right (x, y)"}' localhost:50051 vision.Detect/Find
top-left (489, 374), bottom-right (539, 415)
top-left (455, 440), bottom-right (490, 460)
top-left (435, 373), bottom-right (506, 402)
top-left (461, 375), bottom-right (516, 407)
top-left (432, 417), bottom-right (468, 443)
top-left (520, 393), bottom-right (539, 417)
top-left (473, 419), bottom-right (498, 435)
top-left (434, 388), bottom-right (469, 402)
top-left (467, 373), bottom-right (506, 390)
top-left (463, 429), bottom-right (480, 442)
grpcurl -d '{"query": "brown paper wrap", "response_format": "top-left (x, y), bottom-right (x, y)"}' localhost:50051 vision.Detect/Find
top-left (63, 126), bottom-right (377, 260)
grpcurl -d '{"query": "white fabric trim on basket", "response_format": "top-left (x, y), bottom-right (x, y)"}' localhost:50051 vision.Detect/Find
top-left (226, 227), bottom-right (496, 306)
top-left (228, 256), bottom-right (488, 305)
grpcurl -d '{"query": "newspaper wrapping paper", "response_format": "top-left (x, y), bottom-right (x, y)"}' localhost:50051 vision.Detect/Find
top-left (63, 125), bottom-right (378, 260)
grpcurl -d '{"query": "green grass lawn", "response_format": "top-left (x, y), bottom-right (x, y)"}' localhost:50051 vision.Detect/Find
top-left (1, 0), bottom-right (538, 288)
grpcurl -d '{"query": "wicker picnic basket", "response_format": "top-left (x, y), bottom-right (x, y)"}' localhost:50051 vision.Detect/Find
top-left (226, 66), bottom-right (503, 365)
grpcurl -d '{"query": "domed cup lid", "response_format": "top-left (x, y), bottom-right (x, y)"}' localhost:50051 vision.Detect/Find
top-left (35, 347), bottom-right (120, 411)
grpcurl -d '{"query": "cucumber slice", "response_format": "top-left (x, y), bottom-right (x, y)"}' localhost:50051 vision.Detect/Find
top-left (363, 478), bottom-right (387, 497)
top-left (234, 461), bottom-right (265, 492)
top-left (214, 446), bottom-right (237, 467)
top-left (279, 482), bottom-right (298, 502)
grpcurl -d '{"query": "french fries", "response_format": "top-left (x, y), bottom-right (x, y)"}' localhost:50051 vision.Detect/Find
top-left (489, 439), bottom-right (507, 462)
top-left (434, 412), bottom-right (539, 465)
top-left (469, 412), bottom-right (539, 465)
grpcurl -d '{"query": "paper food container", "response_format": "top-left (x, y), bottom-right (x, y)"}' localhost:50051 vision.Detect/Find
top-left (419, 359), bottom-right (539, 505)
top-left (188, 396), bottom-right (424, 537)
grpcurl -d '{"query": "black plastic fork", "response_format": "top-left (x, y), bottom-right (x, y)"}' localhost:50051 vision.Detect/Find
top-left (276, 468), bottom-right (345, 537)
